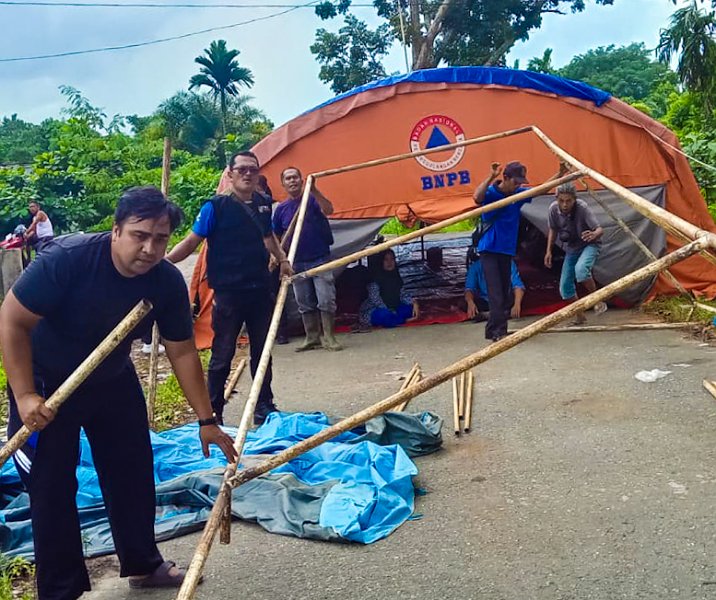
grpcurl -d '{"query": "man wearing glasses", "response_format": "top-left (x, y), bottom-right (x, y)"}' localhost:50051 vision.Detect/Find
top-left (168, 151), bottom-right (292, 425)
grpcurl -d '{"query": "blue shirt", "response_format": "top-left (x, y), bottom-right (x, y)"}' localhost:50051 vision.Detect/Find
top-left (465, 259), bottom-right (525, 302)
top-left (192, 194), bottom-right (273, 239)
top-left (272, 195), bottom-right (333, 263)
top-left (477, 184), bottom-right (530, 256)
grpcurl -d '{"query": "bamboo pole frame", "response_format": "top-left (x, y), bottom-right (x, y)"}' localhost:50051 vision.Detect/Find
top-left (293, 172), bottom-right (583, 282)
top-left (579, 178), bottom-right (690, 297)
top-left (177, 176), bottom-right (315, 600)
top-left (178, 122), bottom-right (716, 599)
top-left (146, 137), bottom-right (173, 428)
top-left (0, 299), bottom-right (153, 469)
top-left (223, 238), bottom-right (707, 496)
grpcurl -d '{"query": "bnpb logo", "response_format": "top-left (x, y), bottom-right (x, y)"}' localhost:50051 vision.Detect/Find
top-left (410, 115), bottom-right (471, 191)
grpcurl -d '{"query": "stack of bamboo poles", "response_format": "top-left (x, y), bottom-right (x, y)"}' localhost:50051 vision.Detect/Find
top-left (451, 371), bottom-right (475, 436)
top-left (395, 364), bottom-right (422, 412)
top-left (175, 125), bottom-right (716, 600)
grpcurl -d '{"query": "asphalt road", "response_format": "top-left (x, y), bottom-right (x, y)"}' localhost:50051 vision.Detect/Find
top-left (87, 310), bottom-right (716, 600)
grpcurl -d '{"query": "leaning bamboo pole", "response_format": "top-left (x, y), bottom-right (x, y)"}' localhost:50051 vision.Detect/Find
top-left (176, 176), bottom-right (315, 600)
top-left (0, 299), bottom-right (153, 469)
top-left (223, 238), bottom-right (707, 494)
top-left (452, 377), bottom-right (460, 436)
top-left (293, 172), bottom-right (583, 282)
top-left (223, 358), bottom-right (247, 402)
top-left (146, 138), bottom-right (173, 428)
top-left (531, 126), bottom-right (716, 262)
top-left (518, 322), bottom-right (696, 333)
top-left (312, 126), bottom-right (533, 179)
top-left (580, 179), bottom-right (690, 297)
top-left (464, 371), bottom-right (474, 434)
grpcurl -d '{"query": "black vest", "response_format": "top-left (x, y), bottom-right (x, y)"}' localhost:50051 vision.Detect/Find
top-left (206, 194), bottom-right (270, 291)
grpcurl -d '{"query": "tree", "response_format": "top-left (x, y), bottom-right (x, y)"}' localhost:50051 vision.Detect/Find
top-left (189, 40), bottom-right (255, 138)
top-left (311, 16), bottom-right (392, 93)
top-left (658, 1), bottom-right (716, 108)
top-left (527, 48), bottom-right (556, 74)
top-left (0, 115), bottom-right (51, 165)
top-left (560, 43), bottom-right (676, 101)
top-left (311, 0), bottom-right (616, 92)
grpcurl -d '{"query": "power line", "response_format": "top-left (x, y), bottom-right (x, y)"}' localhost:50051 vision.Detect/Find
top-left (0, 2), bottom-right (318, 62)
top-left (0, 0), bottom-right (375, 7)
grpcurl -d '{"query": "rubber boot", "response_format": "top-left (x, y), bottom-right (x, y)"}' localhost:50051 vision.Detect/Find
top-left (295, 311), bottom-right (322, 352)
top-left (320, 311), bottom-right (343, 351)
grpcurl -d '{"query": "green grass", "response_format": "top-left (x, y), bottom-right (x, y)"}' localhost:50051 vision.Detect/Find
top-left (643, 295), bottom-right (716, 323)
top-left (152, 350), bottom-right (212, 432)
top-left (379, 217), bottom-right (476, 237)
top-left (0, 554), bottom-right (34, 600)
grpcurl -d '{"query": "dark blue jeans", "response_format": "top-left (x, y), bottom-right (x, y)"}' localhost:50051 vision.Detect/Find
top-left (207, 287), bottom-right (274, 420)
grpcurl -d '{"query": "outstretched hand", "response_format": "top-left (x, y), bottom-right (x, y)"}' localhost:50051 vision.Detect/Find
top-left (199, 424), bottom-right (238, 461)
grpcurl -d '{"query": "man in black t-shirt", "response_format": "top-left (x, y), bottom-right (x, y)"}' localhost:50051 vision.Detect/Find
top-left (0, 186), bottom-right (237, 600)
top-left (167, 151), bottom-right (292, 426)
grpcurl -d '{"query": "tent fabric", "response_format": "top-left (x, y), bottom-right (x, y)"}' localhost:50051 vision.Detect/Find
top-left (0, 411), bottom-right (442, 559)
top-left (245, 66), bottom-right (714, 299)
top-left (308, 67), bottom-right (612, 114)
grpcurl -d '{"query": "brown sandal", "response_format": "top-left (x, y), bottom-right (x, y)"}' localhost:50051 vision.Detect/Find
top-left (129, 561), bottom-right (201, 589)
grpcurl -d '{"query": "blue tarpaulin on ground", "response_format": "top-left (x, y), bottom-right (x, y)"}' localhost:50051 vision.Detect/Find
top-left (0, 411), bottom-right (442, 559)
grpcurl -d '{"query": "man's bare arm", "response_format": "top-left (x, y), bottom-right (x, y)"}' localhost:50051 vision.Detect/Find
top-left (473, 162), bottom-right (501, 206)
top-left (0, 291), bottom-right (55, 429)
top-left (166, 232), bottom-right (203, 264)
top-left (312, 185), bottom-right (334, 216)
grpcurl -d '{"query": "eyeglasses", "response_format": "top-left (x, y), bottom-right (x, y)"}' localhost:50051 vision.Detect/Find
top-left (232, 166), bottom-right (259, 176)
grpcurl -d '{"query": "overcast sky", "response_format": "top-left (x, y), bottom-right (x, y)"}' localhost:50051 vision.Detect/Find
top-left (0, 0), bottom-right (680, 127)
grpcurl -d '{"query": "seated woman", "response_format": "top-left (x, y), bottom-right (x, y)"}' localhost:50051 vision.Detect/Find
top-left (356, 249), bottom-right (420, 331)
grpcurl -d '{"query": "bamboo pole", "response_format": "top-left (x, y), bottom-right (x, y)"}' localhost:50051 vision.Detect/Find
top-left (0, 299), bottom-right (153, 469)
top-left (458, 371), bottom-right (467, 423)
top-left (695, 302), bottom-right (716, 315)
top-left (293, 172), bottom-right (583, 282)
top-left (396, 367), bottom-right (422, 412)
top-left (223, 358), bottom-right (247, 402)
top-left (464, 371), bottom-right (474, 434)
top-left (223, 238), bottom-right (707, 496)
top-left (452, 377), bottom-right (460, 436)
top-left (580, 179), bottom-right (690, 297)
top-left (703, 379), bottom-right (716, 401)
top-left (146, 138), bottom-right (173, 428)
top-left (312, 126), bottom-right (534, 179)
top-left (511, 322), bottom-right (696, 333)
top-left (531, 126), bottom-right (716, 263)
top-left (176, 175), bottom-right (315, 600)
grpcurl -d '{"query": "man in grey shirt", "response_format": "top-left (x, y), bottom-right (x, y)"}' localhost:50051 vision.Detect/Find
top-left (544, 182), bottom-right (606, 324)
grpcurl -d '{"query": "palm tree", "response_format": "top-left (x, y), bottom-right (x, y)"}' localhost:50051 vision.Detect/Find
top-left (527, 48), bottom-right (555, 74)
top-left (657, 1), bottom-right (716, 107)
top-left (189, 40), bottom-right (255, 139)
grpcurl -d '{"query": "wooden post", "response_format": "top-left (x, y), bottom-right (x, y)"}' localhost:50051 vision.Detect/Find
top-left (146, 138), bottom-right (173, 428)
top-left (223, 238), bottom-right (707, 496)
top-left (452, 377), bottom-right (460, 436)
top-left (580, 179), bottom-right (690, 297)
top-left (176, 176), bottom-right (315, 600)
top-left (531, 126), bottom-right (716, 264)
top-left (0, 300), bottom-right (153, 469)
top-left (464, 371), bottom-right (474, 433)
top-left (223, 358), bottom-right (247, 402)
top-left (293, 172), bottom-right (583, 282)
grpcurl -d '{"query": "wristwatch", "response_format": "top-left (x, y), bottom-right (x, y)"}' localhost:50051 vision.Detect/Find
top-left (198, 417), bottom-right (218, 427)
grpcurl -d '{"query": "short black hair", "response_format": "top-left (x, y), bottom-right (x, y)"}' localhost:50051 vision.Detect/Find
top-left (281, 166), bottom-right (302, 181)
top-left (29, 200), bottom-right (40, 207)
top-left (229, 151), bottom-right (259, 169)
top-left (114, 186), bottom-right (184, 231)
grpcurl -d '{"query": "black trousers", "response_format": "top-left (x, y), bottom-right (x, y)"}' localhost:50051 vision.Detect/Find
top-left (480, 252), bottom-right (514, 340)
top-left (207, 287), bottom-right (274, 419)
top-left (8, 366), bottom-right (163, 600)
top-left (270, 268), bottom-right (289, 338)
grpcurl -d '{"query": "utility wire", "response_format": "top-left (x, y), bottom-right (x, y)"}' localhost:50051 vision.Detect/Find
top-left (0, 1), bottom-right (318, 62)
top-left (0, 0), bottom-right (375, 7)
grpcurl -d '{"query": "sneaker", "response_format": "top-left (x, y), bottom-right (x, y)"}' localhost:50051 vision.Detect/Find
top-left (276, 333), bottom-right (289, 345)
top-left (141, 343), bottom-right (165, 354)
top-left (594, 302), bottom-right (608, 315)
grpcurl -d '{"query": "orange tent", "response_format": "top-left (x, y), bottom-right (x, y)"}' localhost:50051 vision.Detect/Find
top-left (190, 67), bottom-right (716, 349)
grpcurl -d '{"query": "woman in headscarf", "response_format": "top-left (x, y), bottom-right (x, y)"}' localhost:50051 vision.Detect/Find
top-left (356, 249), bottom-right (420, 331)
